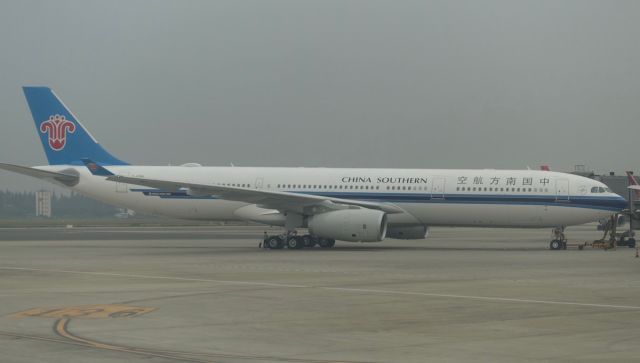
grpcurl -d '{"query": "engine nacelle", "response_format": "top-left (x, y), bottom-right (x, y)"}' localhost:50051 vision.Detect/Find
top-left (308, 209), bottom-right (387, 242)
top-left (386, 225), bottom-right (429, 240)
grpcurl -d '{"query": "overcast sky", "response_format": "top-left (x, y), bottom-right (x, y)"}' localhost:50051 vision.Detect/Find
top-left (1, 0), bottom-right (639, 191)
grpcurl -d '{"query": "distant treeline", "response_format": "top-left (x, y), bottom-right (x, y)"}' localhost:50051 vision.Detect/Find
top-left (0, 190), bottom-right (118, 218)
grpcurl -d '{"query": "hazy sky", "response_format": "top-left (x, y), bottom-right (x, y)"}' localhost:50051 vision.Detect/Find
top-left (1, 0), bottom-right (639, 191)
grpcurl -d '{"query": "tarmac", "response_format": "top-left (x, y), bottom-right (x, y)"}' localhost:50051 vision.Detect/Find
top-left (1, 224), bottom-right (639, 362)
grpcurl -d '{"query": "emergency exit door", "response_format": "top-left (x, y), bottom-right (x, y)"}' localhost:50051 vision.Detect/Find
top-left (431, 177), bottom-right (446, 199)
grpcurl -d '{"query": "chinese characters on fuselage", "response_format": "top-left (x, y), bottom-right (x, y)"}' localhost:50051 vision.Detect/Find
top-left (457, 176), bottom-right (548, 186)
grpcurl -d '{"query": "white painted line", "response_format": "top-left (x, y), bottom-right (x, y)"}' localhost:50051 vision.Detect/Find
top-left (2, 266), bottom-right (639, 311)
top-left (320, 287), bottom-right (640, 310)
top-left (0, 267), bottom-right (308, 289)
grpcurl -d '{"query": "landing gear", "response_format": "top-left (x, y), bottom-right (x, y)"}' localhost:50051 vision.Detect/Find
top-left (286, 236), bottom-right (304, 249)
top-left (549, 239), bottom-right (566, 250)
top-left (549, 227), bottom-right (567, 250)
top-left (262, 234), bottom-right (335, 250)
top-left (302, 235), bottom-right (316, 248)
top-left (266, 236), bottom-right (284, 249)
top-left (318, 238), bottom-right (336, 249)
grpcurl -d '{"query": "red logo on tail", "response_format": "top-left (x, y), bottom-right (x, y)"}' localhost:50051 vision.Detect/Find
top-left (40, 115), bottom-right (76, 151)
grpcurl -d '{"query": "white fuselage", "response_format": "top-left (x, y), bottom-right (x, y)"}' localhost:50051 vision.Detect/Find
top-left (40, 165), bottom-right (626, 229)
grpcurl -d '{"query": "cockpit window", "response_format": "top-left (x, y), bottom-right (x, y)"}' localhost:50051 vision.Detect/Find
top-left (591, 187), bottom-right (600, 193)
top-left (591, 186), bottom-right (612, 193)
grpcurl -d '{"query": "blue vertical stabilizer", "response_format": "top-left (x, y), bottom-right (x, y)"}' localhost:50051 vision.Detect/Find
top-left (22, 87), bottom-right (128, 165)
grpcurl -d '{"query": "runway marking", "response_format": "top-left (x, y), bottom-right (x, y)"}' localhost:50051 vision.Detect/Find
top-left (53, 318), bottom-right (219, 362)
top-left (51, 318), bottom-right (368, 363)
top-left (2, 266), bottom-right (640, 311)
top-left (10, 304), bottom-right (155, 319)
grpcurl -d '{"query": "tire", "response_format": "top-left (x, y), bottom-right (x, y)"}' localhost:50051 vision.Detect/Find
top-left (287, 237), bottom-right (303, 249)
top-left (302, 235), bottom-right (315, 248)
top-left (318, 238), bottom-right (332, 248)
top-left (267, 236), bottom-right (284, 249)
top-left (550, 240), bottom-right (561, 250)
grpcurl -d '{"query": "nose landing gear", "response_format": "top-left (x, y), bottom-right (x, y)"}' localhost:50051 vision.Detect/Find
top-left (549, 226), bottom-right (567, 250)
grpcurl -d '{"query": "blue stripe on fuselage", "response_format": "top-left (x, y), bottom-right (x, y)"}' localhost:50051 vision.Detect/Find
top-left (130, 188), bottom-right (625, 211)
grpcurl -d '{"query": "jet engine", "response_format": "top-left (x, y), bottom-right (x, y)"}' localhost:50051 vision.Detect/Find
top-left (308, 209), bottom-right (387, 242)
top-left (386, 225), bottom-right (429, 240)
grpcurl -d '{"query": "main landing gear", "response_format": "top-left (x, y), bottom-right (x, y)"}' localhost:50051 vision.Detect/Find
top-left (263, 234), bottom-right (335, 250)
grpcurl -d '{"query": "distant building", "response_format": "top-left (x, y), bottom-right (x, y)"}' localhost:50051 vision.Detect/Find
top-left (35, 190), bottom-right (52, 217)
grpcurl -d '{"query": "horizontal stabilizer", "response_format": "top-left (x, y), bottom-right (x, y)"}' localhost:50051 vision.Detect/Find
top-left (0, 163), bottom-right (79, 186)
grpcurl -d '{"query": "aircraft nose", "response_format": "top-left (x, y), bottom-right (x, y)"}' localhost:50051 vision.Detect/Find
top-left (613, 195), bottom-right (628, 210)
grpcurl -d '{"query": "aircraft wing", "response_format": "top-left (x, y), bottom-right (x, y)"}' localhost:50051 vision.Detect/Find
top-left (106, 174), bottom-right (405, 215)
top-left (0, 163), bottom-right (78, 185)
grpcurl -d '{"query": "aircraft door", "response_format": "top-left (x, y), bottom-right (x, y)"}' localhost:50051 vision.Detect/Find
top-left (431, 177), bottom-right (446, 199)
top-left (555, 179), bottom-right (569, 201)
top-left (255, 177), bottom-right (263, 189)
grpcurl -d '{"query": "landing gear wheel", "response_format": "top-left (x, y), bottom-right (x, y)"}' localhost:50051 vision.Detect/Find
top-left (267, 236), bottom-right (284, 249)
top-left (550, 239), bottom-right (562, 250)
top-left (302, 235), bottom-right (315, 248)
top-left (287, 236), bottom-right (304, 249)
top-left (318, 238), bottom-right (335, 248)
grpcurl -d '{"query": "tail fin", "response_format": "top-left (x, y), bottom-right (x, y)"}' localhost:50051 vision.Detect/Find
top-left (626, 171), bottom-right (640, 200)
top-left (22, 87), bottom-right (127, 165)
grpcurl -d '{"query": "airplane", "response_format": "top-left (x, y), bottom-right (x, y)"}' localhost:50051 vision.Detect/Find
top-left (0, 87), bottom-right (628, 250)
